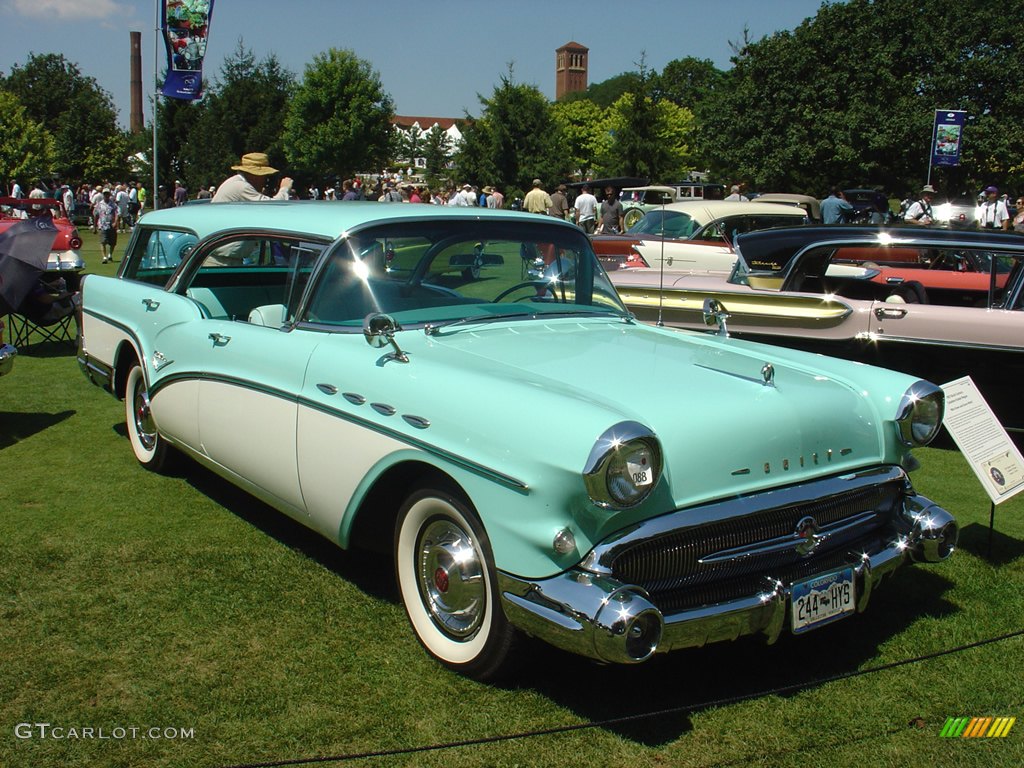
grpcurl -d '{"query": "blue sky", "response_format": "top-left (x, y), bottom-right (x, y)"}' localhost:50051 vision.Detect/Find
top-left (0, 0), bottom-right (829, 129)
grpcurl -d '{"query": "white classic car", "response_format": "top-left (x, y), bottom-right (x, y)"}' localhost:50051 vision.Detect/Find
top-left (592, 200), bottom-right (808, 274)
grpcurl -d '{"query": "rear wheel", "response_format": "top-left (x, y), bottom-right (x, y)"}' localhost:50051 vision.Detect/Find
top-left (124, 362), bottom-right (177, 472)
top-left (395, 487), bottom-right (516, 680)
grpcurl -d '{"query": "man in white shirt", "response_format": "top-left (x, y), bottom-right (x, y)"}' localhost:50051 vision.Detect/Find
top-left (724, 184), bottom-right (749, 202)
top-left (977, 185), bottom-right (1009, 230)
top-left (212, 153), bottom-right (293, 203)
top-left (573, 184), bottom-right (598, 234)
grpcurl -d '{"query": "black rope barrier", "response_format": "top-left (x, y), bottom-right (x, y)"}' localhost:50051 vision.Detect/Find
top-left (219, 628), bottom-right (1024, 768)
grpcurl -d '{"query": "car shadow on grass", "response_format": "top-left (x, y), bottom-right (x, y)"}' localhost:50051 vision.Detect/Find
top-left (495, 566), bottom-right (957, 746)
top-left (0, 410), bottom-right (76, 449)
top-left (181, 459), bottom-right (399, 603)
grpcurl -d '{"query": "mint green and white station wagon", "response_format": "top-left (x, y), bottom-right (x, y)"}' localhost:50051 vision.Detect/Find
top-left (79, 201), bottom-right (957, 680)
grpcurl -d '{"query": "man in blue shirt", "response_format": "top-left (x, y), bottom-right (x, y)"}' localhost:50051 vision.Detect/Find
top-left (821, 187), bottom-right (854, 224)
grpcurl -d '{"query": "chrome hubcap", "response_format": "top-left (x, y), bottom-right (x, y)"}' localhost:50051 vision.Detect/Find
top-left (416, 518), bottom-right (485, 639)
top-left (133, 384), bottom-right (157, 451)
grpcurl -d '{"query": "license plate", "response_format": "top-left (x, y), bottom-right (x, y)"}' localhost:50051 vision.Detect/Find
top-left (791, 568), bottom-right (855, 634)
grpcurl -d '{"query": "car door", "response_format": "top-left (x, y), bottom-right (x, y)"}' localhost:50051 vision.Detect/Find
top-left (866, 258), bottom-right (1024, 430)
top-left (152, 234), bottom-right (327, 515)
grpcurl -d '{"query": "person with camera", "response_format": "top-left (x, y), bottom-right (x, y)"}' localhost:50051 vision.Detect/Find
top-left (977, 185), bottom-right (1009, 230)
top-left (904, 184), bottom-right (937, 226)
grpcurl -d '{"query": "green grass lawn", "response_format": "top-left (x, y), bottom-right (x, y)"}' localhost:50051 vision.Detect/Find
top-left (1, 231), bottom-right (1022, 768)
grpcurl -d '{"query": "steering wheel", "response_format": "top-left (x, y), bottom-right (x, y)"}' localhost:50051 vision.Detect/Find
top-left (493, 281), bottom-right (552, 303)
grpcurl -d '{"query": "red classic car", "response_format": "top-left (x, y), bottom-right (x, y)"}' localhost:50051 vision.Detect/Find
top-left (830, 243), bottom-right (1012, 305)
top-left (0, 196), bottom-right (85, 280)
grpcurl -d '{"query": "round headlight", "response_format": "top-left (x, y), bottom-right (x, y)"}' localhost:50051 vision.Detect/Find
top-left (896, 381), bottom-right (944, 446)
top-left (583, 422), bottom-right (663, 509)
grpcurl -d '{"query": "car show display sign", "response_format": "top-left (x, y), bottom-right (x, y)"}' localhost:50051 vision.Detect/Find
top-left (941, 376), bottom-right (1024, 504)
top-left (931, 110), bottom-right (967, 167)
top-left (161, 0), bottom-right (215, 100)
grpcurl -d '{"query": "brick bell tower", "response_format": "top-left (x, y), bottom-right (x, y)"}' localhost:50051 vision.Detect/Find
top-left (555, 42), bottom-right (589, 100)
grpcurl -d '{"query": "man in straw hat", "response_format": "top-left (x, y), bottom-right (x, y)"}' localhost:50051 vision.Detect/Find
top-left (212, 152), bottom-right (293, 203)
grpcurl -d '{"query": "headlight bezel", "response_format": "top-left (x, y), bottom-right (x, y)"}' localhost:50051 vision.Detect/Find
top-left (583, 421), bottom-right (663, 509)
top-left (896, 380), bottom-right (944, 447)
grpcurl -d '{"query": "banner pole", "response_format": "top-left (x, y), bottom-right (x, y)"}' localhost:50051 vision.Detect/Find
top-left (153, 0), bottom-right (160, 210)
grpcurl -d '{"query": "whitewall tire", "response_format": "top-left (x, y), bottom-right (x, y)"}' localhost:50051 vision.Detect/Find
top-left (395, 487), bottom-right (516, 680)
top-left (124, 362), bottom-right (175, 472)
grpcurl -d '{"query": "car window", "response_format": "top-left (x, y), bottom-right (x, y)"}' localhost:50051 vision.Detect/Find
top-left (121, 228), bottom-right (199, 285)
top-left (630, 210), bottom-right (697, 239)
top-left (302, 219), bottom-right (627, 328)
top-left (176, 235), bottom-right (326, 323)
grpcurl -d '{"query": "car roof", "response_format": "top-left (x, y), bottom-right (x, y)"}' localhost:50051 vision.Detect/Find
top-left (134, 200), bottom-right (571, 240)
top-left (623, 186), bottom-right (677, 195)
top-left (735, 224), bottom-right (1024, 271)
top-left (655, 200), bottom-right (810, 222)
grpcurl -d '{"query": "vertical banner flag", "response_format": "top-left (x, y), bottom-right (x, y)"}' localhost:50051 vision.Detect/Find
top-left (931, 109), bottom-right (966, 167)
top-left (161, 0), bottom-right (215, 100)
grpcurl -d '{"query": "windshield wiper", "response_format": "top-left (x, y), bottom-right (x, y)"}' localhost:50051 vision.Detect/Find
top-left (423, 309), bottom-right (632, 336)
top-left (423, 312), bottom-right (534, 336)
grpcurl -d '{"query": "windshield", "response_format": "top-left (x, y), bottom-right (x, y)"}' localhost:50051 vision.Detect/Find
top-left (628, 210), bottom-right (698, 239)
top-left (302, 219), bottom-right (628, 328)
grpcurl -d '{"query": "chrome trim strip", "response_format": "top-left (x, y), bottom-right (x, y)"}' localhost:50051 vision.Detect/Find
top-left (697, 511), bottom-right (878, 565)
top-left (859, 333), bottom-right (1024, 354)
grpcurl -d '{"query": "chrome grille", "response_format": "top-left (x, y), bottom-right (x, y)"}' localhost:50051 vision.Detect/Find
top-left (610, 480), bottom-right (902, 595)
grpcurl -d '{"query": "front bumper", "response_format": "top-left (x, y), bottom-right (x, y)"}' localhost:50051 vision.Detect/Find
top-left (499, 468), bottom-right (956, 665)
top-left (0, 343), bottom-right (16, 376)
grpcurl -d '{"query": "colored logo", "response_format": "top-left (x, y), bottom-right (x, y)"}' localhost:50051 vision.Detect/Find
top-left (940, 717), bottom-right (1015, 738)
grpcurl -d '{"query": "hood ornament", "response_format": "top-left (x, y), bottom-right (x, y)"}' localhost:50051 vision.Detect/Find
top-left (794, 516), bottom-right (822, 556)
top-left (761, 363), bottom-right (775, 387)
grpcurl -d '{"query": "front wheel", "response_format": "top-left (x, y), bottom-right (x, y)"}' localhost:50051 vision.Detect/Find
top-left (395, 487), bottom-right (516, 680)
top-left (124, 362), bottom-right (177, 472)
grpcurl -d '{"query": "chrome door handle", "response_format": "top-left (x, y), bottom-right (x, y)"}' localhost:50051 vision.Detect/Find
top-left (874, 307), bottom-right (907, 320)
top-left (208, 333), bottom-right (231, 345)
top-left (142, 298), bottom-right (160, 310)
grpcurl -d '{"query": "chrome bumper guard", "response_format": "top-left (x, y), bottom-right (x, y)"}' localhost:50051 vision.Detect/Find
top-left (0, 343), bottom-right (16, 376)
top-left (499, 491), bottom-right (956, 665)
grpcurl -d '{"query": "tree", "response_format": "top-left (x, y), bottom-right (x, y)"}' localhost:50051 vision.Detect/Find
top-left (595, 60), bottom-right (694, 181)
top-left (696, 0), bottom-right (1024, 195)
top-left (655, 57), bottom-right (725, 111)
top-left (456, 68), bottom-right (569, 193)
top-left (392, 124), bottom-right (424, 170)
top-left (551, 99), bottom-right (611, 180)
top-left (561, 72), bottom-right (641, 109)
top-left (2, 53), bottom-right (119, 183)
top-left (0, 90), bottom-right (55, 183)
top-left (283, 49), bottom-right (394, 180)
top-left (421, 125), bottom-right (453, 190)
top-left (180, 41), bottom-right (295, 190)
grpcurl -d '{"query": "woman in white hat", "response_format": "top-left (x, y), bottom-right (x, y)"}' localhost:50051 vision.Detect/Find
top-left (212, 153), bottom-right (293, 203)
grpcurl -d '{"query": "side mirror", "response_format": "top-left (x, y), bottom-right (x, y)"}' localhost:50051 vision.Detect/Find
top-left (363, 313), bottom-right (409, 362)
top-left (702, 298), bottom-right (730, 337)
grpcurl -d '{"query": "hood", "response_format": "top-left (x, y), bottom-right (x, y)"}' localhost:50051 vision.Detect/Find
top-left (409, 317), bottom-right (893, 510)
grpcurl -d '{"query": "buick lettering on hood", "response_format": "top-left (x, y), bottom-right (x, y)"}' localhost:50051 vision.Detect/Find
top-left (78, 202), bottom-right (957, 680)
